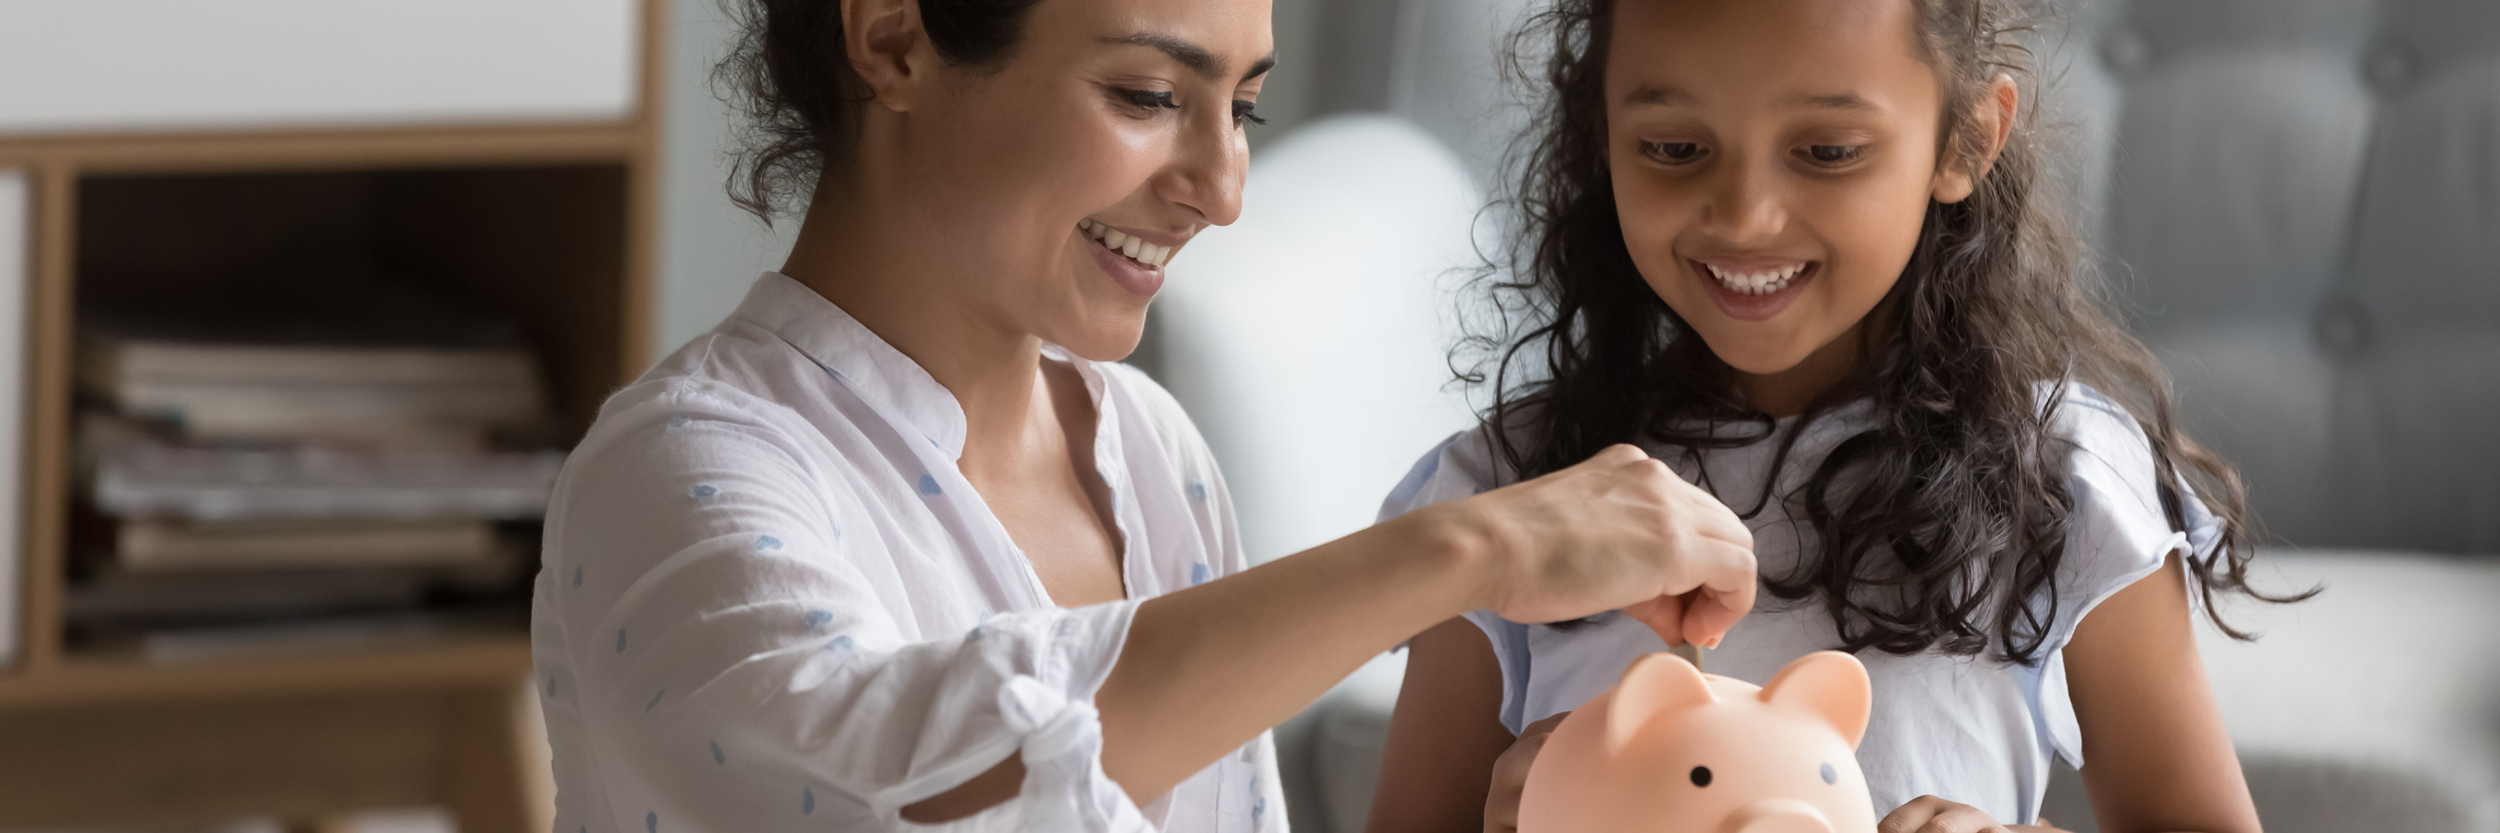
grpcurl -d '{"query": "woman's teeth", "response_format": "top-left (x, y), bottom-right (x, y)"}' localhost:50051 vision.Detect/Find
top-left (1705, 263), bottom-right (1806, 295)
top-left (1080, 218), bottom-right (1173, 268)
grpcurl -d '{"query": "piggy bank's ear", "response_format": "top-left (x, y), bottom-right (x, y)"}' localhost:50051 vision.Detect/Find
top-left (1605, 652), bottom-right (1717, 753)
top-left (1760, 651), bottom-right (1872, 748)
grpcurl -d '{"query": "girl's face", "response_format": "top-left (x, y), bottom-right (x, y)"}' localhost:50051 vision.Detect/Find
top-left (1604, 0), bottom-right (1974, 395)
top-left (885, 0), bottom-right (1272, 361)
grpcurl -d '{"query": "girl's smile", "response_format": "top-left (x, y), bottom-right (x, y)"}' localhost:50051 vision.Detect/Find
top-left (1691, 258), bottom-right (1819, 322)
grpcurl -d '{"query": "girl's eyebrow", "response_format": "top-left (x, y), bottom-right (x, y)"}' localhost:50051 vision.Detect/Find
top-left (1624, 85), bottom-right (1880, 113)
top-left (1791, 92), bottom-right (1880, 112)
top-left (1100, 33), bottom-right (1279, 82)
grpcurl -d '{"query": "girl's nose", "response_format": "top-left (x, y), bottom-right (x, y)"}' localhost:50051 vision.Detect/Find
top-left (1701, 161), bottom-right (1788, 245)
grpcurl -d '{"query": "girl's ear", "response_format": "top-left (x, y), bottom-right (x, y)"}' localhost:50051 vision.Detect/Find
top-left (843, 0), bottom-right (935, 114)
top-left (1931, 73), bottom-right (2021, 204)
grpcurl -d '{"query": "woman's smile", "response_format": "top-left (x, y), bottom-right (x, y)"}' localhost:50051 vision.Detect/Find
top-left (1077, 217), bottom-right (1183, 297)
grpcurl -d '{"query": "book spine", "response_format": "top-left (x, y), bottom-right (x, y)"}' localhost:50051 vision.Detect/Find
top-left (0, 169), bottom-right (29, 669)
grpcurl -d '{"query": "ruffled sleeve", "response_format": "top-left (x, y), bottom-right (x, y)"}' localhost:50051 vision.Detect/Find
top-left (532, 389), bottom-right (1152, 833)
top-left (2024, 384), bottom-right (2224, 768)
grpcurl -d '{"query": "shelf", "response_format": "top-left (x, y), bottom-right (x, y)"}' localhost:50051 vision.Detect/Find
top-left (0, 632), bottom-right (530, 710)
top-left (0, 122), bottom-right (645, 174)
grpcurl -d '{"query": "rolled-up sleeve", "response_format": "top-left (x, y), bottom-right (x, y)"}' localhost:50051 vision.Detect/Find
top-left (534, 393), bottom-right (1152, 832)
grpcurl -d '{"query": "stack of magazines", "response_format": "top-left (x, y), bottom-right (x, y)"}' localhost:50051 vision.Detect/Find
top-left (67, 296), bottom-right (563, 661)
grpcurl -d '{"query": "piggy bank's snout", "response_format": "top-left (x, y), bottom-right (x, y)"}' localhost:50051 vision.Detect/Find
top-left (1718, 799), bottom-right (1833, 833)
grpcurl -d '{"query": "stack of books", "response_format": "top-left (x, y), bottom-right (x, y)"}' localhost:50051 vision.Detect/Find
top-left (67, 301), bottom-right (563, 661)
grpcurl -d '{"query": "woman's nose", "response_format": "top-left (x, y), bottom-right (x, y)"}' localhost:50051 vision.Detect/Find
top-left (1156, 112), bottom-right (1248, 227)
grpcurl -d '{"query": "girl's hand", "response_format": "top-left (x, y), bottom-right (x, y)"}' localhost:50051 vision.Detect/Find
top-left (1481, 712), bottom-right (1570, 833)
top-left (1436, 443), bottom-right (1758, 646)
top-left (1879, 796), bottom-right (2069, 833)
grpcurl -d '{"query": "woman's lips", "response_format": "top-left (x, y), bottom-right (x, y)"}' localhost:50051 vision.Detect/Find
top-left (1084, 227), bottom-right (1164, 298)
top-left (1693, 258), bottom-right (1816, 322)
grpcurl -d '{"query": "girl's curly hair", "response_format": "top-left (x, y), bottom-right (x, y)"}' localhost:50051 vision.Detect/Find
top-left (1467, 0), bottom-right (2308, 662)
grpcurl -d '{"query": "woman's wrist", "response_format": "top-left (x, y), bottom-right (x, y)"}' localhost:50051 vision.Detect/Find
top-left (1401, 500), bottom-right (1509, 615)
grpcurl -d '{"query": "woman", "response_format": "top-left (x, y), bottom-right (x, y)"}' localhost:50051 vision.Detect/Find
top-left (530, 0), bottom-right (1757, 830)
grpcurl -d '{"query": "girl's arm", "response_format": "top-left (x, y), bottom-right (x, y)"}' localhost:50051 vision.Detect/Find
top-left (1365, 617), bottom-right (1517, 833)
top-left (2061, 552), bottom-right (2263, 833)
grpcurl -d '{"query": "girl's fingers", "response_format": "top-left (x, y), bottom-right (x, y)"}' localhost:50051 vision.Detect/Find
top-left (1879, 796), bottom-right (2011, 833)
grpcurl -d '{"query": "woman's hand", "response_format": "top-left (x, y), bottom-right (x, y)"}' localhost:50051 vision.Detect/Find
top-left (1880, 796), bottom-right (2068, 833)
top-left (1481, 712), bottom-right (1570, 833)
top-left (1436, 443), bottom-right (1757, 646)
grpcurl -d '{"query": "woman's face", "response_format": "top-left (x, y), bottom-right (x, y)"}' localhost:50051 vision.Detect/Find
top-left (1603, 0), bottom-right (1960, 385)
top-left (888, 0), bottom-right (1272, 362)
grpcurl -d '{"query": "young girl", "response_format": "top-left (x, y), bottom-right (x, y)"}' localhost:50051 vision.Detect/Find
top-left (1368, 1), bottom-right (2291, 831)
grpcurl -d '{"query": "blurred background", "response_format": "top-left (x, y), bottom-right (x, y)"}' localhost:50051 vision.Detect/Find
top-left (0, 0), bottom-right (2494, 831)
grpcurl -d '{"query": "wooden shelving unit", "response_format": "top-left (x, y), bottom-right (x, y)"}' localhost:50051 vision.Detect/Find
top-left (0, 3), bottom-right (661, 830)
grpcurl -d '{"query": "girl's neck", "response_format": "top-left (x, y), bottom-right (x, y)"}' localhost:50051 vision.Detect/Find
top-left (1732, 306), bottom-right (1884, 419)
top-left (778, 177), bottom-right (1049, 459)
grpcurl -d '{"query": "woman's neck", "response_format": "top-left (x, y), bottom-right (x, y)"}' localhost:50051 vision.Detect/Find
top-left (778, 179), bottom-right (1049, 458)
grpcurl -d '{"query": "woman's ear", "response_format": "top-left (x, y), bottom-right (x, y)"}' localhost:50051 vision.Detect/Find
top-left (1931, 73), bottom-right (2020, 204)
top-left (843, 0), bottom-right (933, 113)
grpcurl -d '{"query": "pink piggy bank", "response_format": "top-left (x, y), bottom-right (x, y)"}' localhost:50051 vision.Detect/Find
top-left (1518, 651), bottom-right (1877, 833)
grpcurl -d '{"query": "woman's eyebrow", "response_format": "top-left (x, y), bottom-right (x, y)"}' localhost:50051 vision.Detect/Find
top-left (1101, 33), bottom-right (1277, 82)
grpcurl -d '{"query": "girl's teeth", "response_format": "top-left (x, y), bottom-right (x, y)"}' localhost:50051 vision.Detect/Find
top-left (1105, 229), bottom-right (1129, 249)
top-left (1705, 263), bottom-right (1804, 295)
top-left (1122, 236), bottom-right (1145, 259)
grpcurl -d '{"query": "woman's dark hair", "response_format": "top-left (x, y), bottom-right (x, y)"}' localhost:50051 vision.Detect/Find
top-left (1468, 0), bottom-right (2308, 662)
top-left (715, 0), bottom-right (1047, 220)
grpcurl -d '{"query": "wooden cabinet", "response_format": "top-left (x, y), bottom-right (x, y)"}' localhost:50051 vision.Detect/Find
top-left (0, 3), bottom-right (660, 829)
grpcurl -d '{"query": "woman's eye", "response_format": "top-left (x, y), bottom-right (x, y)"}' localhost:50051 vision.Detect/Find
top-left (1642, 141), bottom-right (1705, 163)
top-left (1232, 100), bottom-right (1266, 128)
top-left (1117, 88), bottom-right (1180, 111)
top-left (1803, 145), bottom-right (1866, 165)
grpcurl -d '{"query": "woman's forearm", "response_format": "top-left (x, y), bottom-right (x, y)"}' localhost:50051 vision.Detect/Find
top-left (1096, 506), bottom-right (1492, 798)
top-left (899, 508), bottom-right (1487, 822)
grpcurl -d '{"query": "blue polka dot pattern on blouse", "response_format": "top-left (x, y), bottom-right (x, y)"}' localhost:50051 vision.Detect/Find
top-left (571, 565), bottom-right (583, 588)
top-left (646, 812), bottom-right (657, 833)
top-left (917, 474), bottom-right (942, 496)
top-left (689, 483), bottom-right (719, 500)
top-left (666, 414), bottom-right (689, 430)
top-left (545, 676), bottom-right (557, 698)
top-left (1821, 762), bottom-right (1838, 784)
top-left (615, 629), bottom-right (628, 653)
top-left (645, 690), bottom-right (665, 712)
top-left (1191, 562), bottom-right (1213, 586)
top-left (803, 787), bottom-right (817, 815)
top-left (826, 634), bottom-right (856, 652)
top-left (711, 740), bottom-right (726, 765)
top-left (804, 609), bottom-right (832, 631)
top-left (1187, 482), bottom-right (1209, 504)
top-left (755, 535), bottom-right (782, 550)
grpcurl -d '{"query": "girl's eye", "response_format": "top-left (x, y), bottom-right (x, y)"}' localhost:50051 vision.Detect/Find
top-left (1642, 141), bottom-right (1705, 164)
top-left (1803, 145), bottom-right (1866, 165)
top-left (1116, 88), bottom-right (1180, 111)
top-left (1232, 100), bottom-right (1267, 128)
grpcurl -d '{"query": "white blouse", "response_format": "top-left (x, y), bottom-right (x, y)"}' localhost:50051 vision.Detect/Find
top-left (1379, 385), bottom-right (2217, 826)
top-left (531, 272), bottom-right (1282, 833)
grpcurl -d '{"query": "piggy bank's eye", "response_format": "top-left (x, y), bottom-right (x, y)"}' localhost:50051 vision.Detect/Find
top-left (1820, 762), bottom-right (1837, 784)
top-left (1690, 766), bottom-right (1712, 787)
